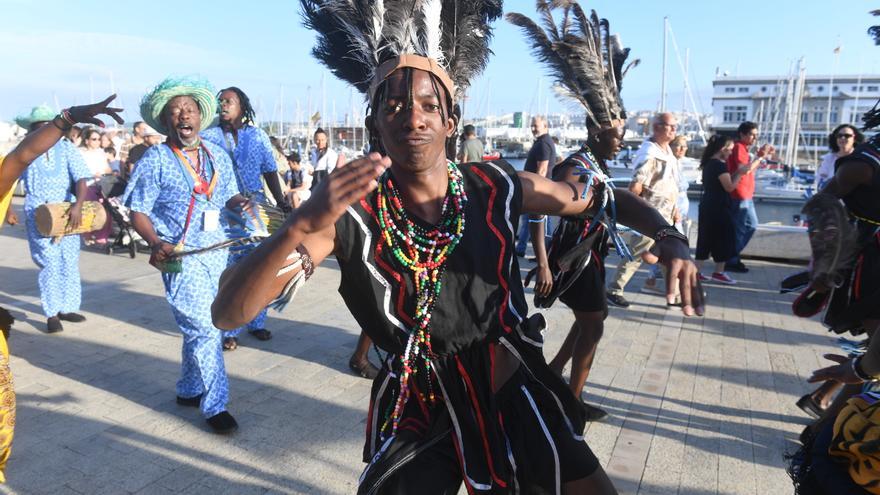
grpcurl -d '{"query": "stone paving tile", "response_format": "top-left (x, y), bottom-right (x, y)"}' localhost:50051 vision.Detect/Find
top-left (0, 198), bottom-right (836, 494)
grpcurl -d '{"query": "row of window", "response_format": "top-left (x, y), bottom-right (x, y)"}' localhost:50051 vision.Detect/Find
top-left (721, 104), bottom-right (873, 125)
top-left (721, 84), bottom-right (879, 95)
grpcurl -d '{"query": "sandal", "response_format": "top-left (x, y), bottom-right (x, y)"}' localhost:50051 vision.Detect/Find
top-left (222, 337), bottom-right (239, 351)
top-left (248, 329), bottom-right (273, 341)
top-left (349, 359), bottom-right (380, 379)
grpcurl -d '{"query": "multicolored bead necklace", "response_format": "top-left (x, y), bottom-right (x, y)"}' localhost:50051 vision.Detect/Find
top-left (376, 161), bottom-right (467, 437)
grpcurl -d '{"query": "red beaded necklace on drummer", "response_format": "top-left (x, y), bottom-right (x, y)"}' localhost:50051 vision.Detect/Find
top-left (376, 161), bottom-right (468, 438)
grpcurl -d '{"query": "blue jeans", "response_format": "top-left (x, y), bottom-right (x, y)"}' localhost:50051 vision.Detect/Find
top-left (729, 199), bottom-right (758, 264)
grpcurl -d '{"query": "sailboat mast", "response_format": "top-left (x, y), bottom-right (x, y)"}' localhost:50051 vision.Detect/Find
top-left (660, 17), bottom-right (668, 112)
top-left (852, 65), bottom-right (863, 125)
top-left (826, 44), bottom-right (841, 133)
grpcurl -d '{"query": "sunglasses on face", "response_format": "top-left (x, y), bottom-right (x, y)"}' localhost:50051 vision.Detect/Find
top-left (838, 133), bottom-right (854, 139)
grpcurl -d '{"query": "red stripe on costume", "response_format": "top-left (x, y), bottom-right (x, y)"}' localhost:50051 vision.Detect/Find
top-left (489, 342), bottom-right (496, 394)
top-left (451, 433), bottom-right (476, 495)
top-left (471, 166), bottom-right (513, 334)
top-left (362, 199), bottom-right (417, 327)
top-left (456, 356), bottom-right (508, 489)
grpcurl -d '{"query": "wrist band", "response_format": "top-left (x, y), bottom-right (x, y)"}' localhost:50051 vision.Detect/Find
top-left (653, 225), bottom-right (689, 245)
top-left (60, 109), bottom-right (76, 126)
top-left (51, 116), bottom-right (71, 132)
top-left (852, 356), bottom-right (878, 382)
top-left (528, 216), bottom-right (547, 223)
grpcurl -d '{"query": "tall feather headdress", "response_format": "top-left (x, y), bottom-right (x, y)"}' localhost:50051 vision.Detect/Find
top-left (506, 0), bottom-right (638, 129)
top-left (301, 0), bottom-right (502, 103)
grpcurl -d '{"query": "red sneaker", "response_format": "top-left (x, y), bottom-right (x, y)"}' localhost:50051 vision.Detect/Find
top-left (711, 272), bottom-right (737, 285)
top-left (698, 273), bottom-right (711, 282)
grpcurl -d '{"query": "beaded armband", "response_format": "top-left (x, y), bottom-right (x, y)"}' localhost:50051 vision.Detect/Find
top-left (853, 356), bottom-right (879, 382)
top-left (653, 226), bottom-right (689, 246)
top-left (269, 246), bottom-right (314, 311)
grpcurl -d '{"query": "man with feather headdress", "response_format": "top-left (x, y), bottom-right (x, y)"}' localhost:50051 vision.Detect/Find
top-left (214, 0), bottom-right (702, 492)
top-left (787, 14), bottom-right (880, 492)
top-left (508, 1), bottom-right (676, 422)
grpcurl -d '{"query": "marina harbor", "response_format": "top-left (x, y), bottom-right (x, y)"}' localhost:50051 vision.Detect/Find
top-left (0, 196), bottom-right (832, 494)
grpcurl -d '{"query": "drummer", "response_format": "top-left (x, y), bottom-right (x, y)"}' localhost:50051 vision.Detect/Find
top-left (1, 96), bottom-right (122, 480)
top-left (15, 106), bottom-right (93, 333)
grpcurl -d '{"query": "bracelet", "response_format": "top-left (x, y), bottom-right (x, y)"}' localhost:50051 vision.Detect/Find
top-left (528, 216), bottom-right (547, 223)
top-left (653, 225), bottom-right (689, 245)
top-left (852, 356), bottom-right (878, 382)
top-left (51, 116), bottom-right (71, 132)
top-left (60, 109), bottom-right (76, 126)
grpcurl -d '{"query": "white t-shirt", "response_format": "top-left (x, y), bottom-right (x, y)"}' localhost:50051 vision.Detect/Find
top-left (80, 148), bottom-right (109, 177)
top-left (313, 148), bottom-right (339, 173)
top-left (815, 152), bottom-right (839, 191)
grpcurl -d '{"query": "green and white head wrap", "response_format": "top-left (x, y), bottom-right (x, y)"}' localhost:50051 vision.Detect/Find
top-left (139, 76), bottom-right (217, 136)
top-left (15, 105), bottom-right (55, 128)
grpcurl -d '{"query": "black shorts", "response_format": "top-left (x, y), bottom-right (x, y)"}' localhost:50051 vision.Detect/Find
top-left (558, 252), bottom-right (607, 315)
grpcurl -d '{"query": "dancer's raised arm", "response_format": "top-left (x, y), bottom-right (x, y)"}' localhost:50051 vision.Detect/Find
top-left (212, 153), bottom-right (388, 329)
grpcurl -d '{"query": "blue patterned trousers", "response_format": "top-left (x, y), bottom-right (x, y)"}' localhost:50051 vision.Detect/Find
top-left (225, 246), bottom-right (268, 337)
top-left (25, 208), bottom-right (82, 318)
top-left (162, 249), bottom-right (229, 417)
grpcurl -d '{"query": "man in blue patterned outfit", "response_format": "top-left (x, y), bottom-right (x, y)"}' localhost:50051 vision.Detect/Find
top-left (16, 105), bottom-right (92, 334)
top-left (125, 77), bottom-right (246, 434)
top-left (201, 86), bottom-right (288, 351)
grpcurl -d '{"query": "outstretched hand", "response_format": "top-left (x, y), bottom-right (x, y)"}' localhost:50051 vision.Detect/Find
top-left (808, 354), bottom-right (862, 385)
top-left (653, 238), bottom-right (705, 316)
top-left (68, 94), bottom-right (124, 128)
top-left (293, 152), bottom-right (389, 234)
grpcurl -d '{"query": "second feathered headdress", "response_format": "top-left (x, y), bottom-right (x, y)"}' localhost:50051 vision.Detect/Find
top-left (506, 0), bottom-right (638, 129)
top-left (301, 0), bottom-right (502, 103)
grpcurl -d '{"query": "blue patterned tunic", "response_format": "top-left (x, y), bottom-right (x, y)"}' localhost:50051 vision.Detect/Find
top-left (201, 125), bottom-right (277, 198)
top-left (22, 140), bottom-right (92, 317)
top-left (124, 142), bottom-right (238, 417)
top-left (201, 125), bottom-right (277, 335)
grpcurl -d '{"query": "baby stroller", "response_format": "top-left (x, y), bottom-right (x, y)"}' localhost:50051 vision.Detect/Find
top-left (96, 175), bottom-right (147, 258)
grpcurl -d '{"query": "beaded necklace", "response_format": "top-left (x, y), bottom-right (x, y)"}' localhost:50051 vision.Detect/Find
top-left (376, 161), bottom-right (467, 438)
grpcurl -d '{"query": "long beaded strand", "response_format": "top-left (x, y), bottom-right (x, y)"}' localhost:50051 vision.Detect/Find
top-left (377, 161), bottom-right (467, 438)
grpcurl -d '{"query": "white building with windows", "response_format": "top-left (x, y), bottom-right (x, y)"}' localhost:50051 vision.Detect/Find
top-left (712, 74), bottom-right (879, 150)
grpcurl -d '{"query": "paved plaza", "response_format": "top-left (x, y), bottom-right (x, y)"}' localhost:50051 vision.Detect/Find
top-left (0, 198), bottom-right (835, 494)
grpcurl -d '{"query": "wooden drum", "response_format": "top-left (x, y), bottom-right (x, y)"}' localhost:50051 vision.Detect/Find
top-left (34, 201), bottom-right (108, 237)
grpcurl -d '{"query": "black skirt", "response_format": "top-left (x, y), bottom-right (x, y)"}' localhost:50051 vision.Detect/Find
top-left (695, 201), bottom-right (736, 263)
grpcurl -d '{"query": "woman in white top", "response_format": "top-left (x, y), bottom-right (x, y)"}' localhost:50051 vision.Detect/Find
top-left (309, 128), bottom-right (344, 190)
top-left (79, 128), bottom-right (112, 179)
top-left (78, 128), bottom-right (112, 244)
top-left (815, 124), bottom-right (864, 192)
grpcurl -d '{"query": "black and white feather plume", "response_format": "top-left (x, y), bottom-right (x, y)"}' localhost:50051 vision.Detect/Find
top-left (301, 0), bottom-right (502, 100)
top-left (506, 0), bottom-right (638, 128)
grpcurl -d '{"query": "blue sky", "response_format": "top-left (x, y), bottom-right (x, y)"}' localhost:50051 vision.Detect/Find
top-left (2, 0), bottom-right (878, 125)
